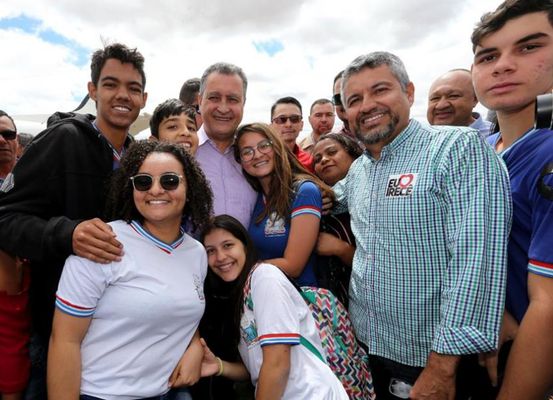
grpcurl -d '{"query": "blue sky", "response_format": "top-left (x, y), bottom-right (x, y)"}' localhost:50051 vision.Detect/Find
top-left (0, 14), bottom-right (89, 66)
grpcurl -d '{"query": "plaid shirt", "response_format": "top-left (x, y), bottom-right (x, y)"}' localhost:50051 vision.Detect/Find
top-left (334, 119), bottom-right (511, 367)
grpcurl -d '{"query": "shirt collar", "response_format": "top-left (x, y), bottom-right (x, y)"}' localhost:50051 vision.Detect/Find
top-left (367, 118), bottom-right (419, 160)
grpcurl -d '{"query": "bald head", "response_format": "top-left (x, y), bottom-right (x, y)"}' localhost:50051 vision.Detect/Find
top-left (427, 69), bottom-right (478, 127)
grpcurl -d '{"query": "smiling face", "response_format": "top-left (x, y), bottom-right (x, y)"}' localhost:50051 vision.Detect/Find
top-left (270, 103), bottom-right (304, 150)
top-left (203, 228), bottom-right (247, 282)
top-left (344, 65), bottom-right (413, 148)
top-left (157, 112), bottom-right (199, 155)
top-left (308, 102), bottom-right (335, 138)
top-left (472, 12), bottom-right (553, 116)
top-left (427, 70), bottom-right (477, 126)
top-left (238, 131), bottom-right (275, 185)
top-left (0, 116), bottom-right (17, 174)
top-left (312, 138), bottom-right (355, 186)
top-left (88, 58), bottom-right (147, 134)
top-left (199, 72), bottom-right (245, 144)
top-left (133, 152), bottom-right (186, 237)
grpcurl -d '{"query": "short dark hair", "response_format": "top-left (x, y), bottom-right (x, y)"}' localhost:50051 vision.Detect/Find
top-left (472, 0), bottom-right (553, 51)
top-left (90, 43), bottom-right (146, 88)
top-left (333, 70), bottom-right (344, 86)
top-left (270, 96), bottom-right (303, 119)
top-left (149, 99), bottom-right (197, 138)
top-left (200, 62), bottom-right (247, 99)
top-left (310, 98), bottom-right (333, 114)
top-left (106, 141), bottom-right (212, 232)
top-left (179, 78), bottom-right (200, 105)
top-left (0, 110), bottom-right (16, 131)
top-left (316, 133), bottom-right (364, 160)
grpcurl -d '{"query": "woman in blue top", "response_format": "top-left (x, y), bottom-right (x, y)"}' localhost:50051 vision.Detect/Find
top-left (234, 123), bottom-right (332, 286)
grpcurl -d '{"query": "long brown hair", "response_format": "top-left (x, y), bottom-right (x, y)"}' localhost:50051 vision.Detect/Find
top-left (234, 123), bottom-right (333, 224)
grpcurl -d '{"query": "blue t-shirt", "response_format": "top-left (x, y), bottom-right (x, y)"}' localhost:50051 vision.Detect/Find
top-left (488, 129), bottom-right (553, 323)
top-left (248, 181), bottom-right (322, 287)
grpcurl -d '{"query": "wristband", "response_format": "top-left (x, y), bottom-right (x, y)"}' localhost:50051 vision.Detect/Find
top-left (216, 357), bottom-right (224, 376)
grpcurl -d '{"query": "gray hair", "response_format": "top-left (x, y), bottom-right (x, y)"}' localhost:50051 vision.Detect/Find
top-left (199, 62), bottom-right (248, 99)
top-left (341, 51), bottom-right (410, 107)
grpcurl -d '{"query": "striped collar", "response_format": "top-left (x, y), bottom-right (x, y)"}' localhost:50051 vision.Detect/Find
top-left (496, 127), bottom-right (538, 158)
top-left (129, 220), bottom-right (186, 254)
top-left (92, 121), bottom-right (132, 169)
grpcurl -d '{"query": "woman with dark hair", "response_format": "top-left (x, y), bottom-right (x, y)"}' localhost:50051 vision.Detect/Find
top-left (234, 123), bottom-right (332, 287)
top-left (312, 133), bottom-right (363, 306)
top-left (47, 141), bottom-right (213, 400)
top-left (199, 215), bottom-right (348, 399)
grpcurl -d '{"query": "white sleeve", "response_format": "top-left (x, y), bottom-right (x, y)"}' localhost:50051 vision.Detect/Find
top-left (55, 255), bottom-right (112, 317)
top-left (251, 263), bottom-right (306, 347)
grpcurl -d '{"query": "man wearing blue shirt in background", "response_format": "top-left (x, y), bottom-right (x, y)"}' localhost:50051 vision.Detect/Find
top-left (335, 51), bottom-right (511, 399)
top-left (472, 0), bottom-right (553, 398)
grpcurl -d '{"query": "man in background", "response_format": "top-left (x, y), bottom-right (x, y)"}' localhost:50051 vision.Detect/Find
top-left (427, 69), bottom-right (492, 138)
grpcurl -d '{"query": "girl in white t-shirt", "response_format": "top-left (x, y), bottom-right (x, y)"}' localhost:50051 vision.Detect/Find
top-left (200, 215), bottom-right (348, 400)
top-left (47, 141), bottom-right (213, 400)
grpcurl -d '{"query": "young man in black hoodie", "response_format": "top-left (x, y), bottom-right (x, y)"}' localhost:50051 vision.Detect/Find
top-left (0, 42), bottom-right (147, 398)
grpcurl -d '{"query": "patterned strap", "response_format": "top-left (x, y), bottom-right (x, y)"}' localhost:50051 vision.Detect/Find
top-left (299, 335), bottom-right (326, 364)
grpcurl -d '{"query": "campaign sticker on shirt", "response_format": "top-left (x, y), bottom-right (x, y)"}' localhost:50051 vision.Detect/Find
top-left (193, 274), bottom-right (205, 301)
top-left (385, 173), bottom-right (418, 198)
top-left (0, 172), bottom-right (14, 193)
top-left (264, 212), bottom-right (286, 237)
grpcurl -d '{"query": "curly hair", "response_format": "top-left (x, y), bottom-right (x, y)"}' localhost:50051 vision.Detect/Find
top-left (106, 140), bottom-right (213, 232)
top-left (234, 123), bottom-right (333, 224)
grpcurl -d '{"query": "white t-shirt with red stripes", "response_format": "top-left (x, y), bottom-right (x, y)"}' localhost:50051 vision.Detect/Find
top-left (56, 220), bottom-right (207, 400)
top-left (239, 262), bottom-right (348, 399)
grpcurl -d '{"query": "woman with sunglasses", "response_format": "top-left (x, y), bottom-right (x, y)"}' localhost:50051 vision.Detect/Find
top-left (47, 141), bottom-right (213, 400)
top-left (199, 214), bottom-right (348, 399)
top-left (234, 123), bottom-right (332, 287)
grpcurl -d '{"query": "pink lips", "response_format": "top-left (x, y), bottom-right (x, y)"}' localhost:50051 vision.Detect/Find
top-left (488, 82), bottom-right (519, 94)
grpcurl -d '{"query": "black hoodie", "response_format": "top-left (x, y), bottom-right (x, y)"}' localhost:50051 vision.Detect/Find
top-left (0, 112), bottom-right (124, 338)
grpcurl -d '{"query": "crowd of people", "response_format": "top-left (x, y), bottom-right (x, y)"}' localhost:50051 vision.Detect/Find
top-left (0, 0), bottom-right (552, 399)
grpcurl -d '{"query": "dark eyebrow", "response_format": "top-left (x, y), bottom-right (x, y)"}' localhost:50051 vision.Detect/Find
top-left (515, 32), bottom-right (549, 45)
top-left (474, 47), bottom-right (497, 59)
top-left (475, 32), bottom-right (549, 59)
top-left (100, 75), bottom-right (143, 88)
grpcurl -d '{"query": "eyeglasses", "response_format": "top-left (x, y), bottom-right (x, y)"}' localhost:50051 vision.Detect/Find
top-left (272, 115), bottom-right (302, 125)
top-left (0, 130), bottom-right (17, 141)
top-left (239, 139), bottom-right (273, 162)
top-left (130, 173), bottom-right (184, 191)
top-left (332, 93), bottom-right (342, 107)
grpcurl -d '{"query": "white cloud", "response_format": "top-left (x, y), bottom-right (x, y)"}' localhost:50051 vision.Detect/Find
top-left (1, 0), bottom-right (501, 126)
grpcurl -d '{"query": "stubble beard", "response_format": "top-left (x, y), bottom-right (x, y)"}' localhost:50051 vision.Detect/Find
top-left (355, 113), bottom-right (399, 146)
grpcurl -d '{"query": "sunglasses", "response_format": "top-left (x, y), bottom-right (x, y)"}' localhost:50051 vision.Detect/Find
top-left (0, 130), bottom-right (17, 141)
top-left (272, 115), bottom-right (302, 125)
top-left (332, 93), bottom-right (342, 107)
top-left (130, 173), bottom-right (184, 191)
top-left (239, 139), bottom-right (273, 162)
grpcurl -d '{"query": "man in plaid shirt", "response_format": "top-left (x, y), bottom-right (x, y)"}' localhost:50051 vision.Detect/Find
top-left (334, 51), bottom-right (511, 399)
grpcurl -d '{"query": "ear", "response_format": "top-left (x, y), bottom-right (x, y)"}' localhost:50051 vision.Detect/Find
top-left (406, 82), bottom-right (415, 106)
top-left (88, 82), bottom-right (97, 101)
